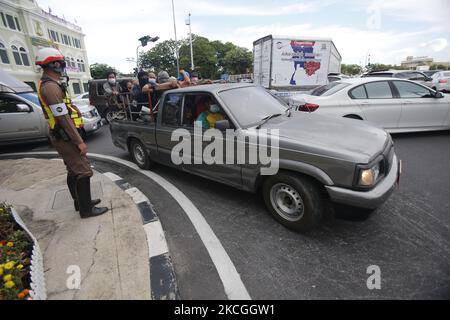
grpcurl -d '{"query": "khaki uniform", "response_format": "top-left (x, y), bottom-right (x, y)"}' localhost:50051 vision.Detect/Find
top-left (39, 75), bottom-right (93, 177)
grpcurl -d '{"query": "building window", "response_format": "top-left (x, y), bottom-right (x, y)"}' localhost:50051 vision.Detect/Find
top-left (77, 59), bottom-right (86, 72)
top-left (14, 17), bottom-right (21, 31)
top-left (0, 13), bottom-right (7, 27)
top-left (11, 45), bottom-right (22, 65)
top-left (72, 83), bottom-right (81, 94)
top-left (70, 57), bottom-right (75, 68)
top-left (19, 47), bottom-right (30, 66)
top-left (83, 83), bottom-right (89, 92)
top-left (6, 14), bottom-right (15, 30)
top-left (0, 43), bottom-right (10, 64)
top-left (11, 45), bottom-right (30, 66)
top-left (50, 30), bottom-right (57, 42)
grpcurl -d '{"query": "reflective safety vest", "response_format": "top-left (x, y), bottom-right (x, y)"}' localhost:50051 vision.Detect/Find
top-left (37, 80), bottom-right (83, 130)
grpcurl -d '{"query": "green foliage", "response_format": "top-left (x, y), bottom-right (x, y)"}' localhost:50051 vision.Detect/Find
top-left (139, 35), bottom-right (253, 79)
top-left (90, 63), bottom-right (117, 79)
top-left (139, 39), bottom-right (181, 76)
top-left (0, 203), bottom-right (32, 300)
top-left (430, 64), bottom-right (449, 70)
top-left (367, 63), bottom-right (404, 72)
top-left (341, 64), bottom-right (363, 76)
top-left (223, 47), bottom-right (253, 75)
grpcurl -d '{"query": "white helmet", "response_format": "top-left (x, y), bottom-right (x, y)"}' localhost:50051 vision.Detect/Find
top-left (35, 47), bottom-right (65, 66)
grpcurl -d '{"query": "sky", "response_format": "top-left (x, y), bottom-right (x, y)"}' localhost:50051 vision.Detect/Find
top-left (36, 0), bottom-right (450, 74)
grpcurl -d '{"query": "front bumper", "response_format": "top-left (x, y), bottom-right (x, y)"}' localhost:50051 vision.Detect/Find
top-left (325, 154), bottom-right (400, 209)
top-left (82, 116), bottom-right (103, 134)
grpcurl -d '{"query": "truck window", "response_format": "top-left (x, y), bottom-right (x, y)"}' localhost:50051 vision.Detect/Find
top-left (162, 93), bottom-right (182, 127)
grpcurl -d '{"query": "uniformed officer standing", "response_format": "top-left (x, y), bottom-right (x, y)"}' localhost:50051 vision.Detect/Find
top-left (35, 48), bottom-right (108, 218)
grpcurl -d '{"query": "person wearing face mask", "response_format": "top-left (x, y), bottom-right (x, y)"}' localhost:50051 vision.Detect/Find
top-left (35, 47), bottom-right (108, 219)
top-left (103, 70), bottom-right (122, 111)
top-left (195, 99), bottom-right (224, 129)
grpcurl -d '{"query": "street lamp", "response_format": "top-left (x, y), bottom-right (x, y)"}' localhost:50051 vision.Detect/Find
top-left (136, 35), bottom-right (160, 71)
top-left (171, 0), bottom-right (180, 77)
top-left (185, 13), bottom-right (194, 71)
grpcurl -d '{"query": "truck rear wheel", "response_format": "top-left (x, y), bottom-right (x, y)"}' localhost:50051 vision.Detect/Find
top-left (262, 172), bottom-right (325, 232)
top-left (130, 139), bottom-right (153, 170)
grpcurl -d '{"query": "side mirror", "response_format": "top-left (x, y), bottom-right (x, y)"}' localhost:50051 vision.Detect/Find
top-left (16, 103), bottom-right (31, 112)
top-left (425, 77), bottom-right (433, 82)
top-left (215, 120), bottom-right (230, 131)
top-left (434, 91), bottom-right (444, 98)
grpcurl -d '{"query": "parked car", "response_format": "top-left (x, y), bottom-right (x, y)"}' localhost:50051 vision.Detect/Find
top-left (289, 77), bottom-right (450, 133)
top-left (88, 78), bottom-right (133, 120)
top-left (425, 71), bottom-right (450, 93)
top-left (422, 70), bottom-right (442, 78)
top-left (362, 70), bottom-right (433, 86)
top-left (0, 69), bottom-right (102, 146)
top-left (72, 92), bottom-right (90, 106)
top-left (110, 84), bottom-right (400, 231)
top-left (328, 73), bottom-right (350, 83)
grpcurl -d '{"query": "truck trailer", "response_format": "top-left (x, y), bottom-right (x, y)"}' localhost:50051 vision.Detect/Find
top-left (253, 35), bottom-right (342, 91)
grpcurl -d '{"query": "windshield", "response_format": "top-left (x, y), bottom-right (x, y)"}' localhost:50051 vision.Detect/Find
top-left (218, 86), bottom-right (287, 128)
top-left (17, 92), bottom-right (41, 107)
top-left (310, 82), bottom-right (350, 96)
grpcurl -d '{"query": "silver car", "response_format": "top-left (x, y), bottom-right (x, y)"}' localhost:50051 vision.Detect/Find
top-left (426, 71), bottom-right (450, 93)
top-left (289, 77), bottom-right (450, 133)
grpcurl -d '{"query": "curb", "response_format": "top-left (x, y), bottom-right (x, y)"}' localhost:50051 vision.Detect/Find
top-left (102, 171), bottom-right (180, 300)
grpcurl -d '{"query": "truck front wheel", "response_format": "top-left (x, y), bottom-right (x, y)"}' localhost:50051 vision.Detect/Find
top-left (262, 172), bottom-right (325, 232)
top-left (130, 139), bottom-right (153, 170)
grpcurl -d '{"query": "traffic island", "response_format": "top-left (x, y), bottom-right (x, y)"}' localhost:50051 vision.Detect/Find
top-left (0, 158), bottom-right (151, 300)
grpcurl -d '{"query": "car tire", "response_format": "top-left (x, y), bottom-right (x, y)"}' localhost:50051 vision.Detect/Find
top-left (102, 108), bottom-right (111, 124)
top-left (130, 139), bottom-right (153, 170)
top-left (262, 172), bottom-right (325, 232)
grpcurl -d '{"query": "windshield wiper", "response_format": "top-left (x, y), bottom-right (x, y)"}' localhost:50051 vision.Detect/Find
top-left (256, 113), bottom-right (283, 129)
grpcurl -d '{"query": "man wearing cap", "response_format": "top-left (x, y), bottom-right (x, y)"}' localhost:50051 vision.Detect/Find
top-left (35, 47), bottom-right (108, 218)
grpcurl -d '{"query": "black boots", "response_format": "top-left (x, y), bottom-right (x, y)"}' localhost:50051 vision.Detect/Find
top-left (67, 175), bottom-right (101, 212)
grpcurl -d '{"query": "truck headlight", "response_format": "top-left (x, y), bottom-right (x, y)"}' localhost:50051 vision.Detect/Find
top-left (82, 112), bottom-right (93, 119)
top-left (358, 162), bottom-right (380, 186)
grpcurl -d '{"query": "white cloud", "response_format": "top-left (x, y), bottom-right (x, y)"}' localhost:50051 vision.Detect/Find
top-left (35, 0), bottom-right (450, 73)
top-left (420, 38), bottom-right (448, 52)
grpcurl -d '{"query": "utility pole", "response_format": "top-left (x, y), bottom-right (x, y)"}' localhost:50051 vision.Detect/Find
top-left (186, 13), bottom-right (194, 70)
top-left (171, 0), bottom-right (180, 77)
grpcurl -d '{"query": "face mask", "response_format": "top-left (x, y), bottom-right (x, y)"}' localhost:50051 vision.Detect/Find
top-left (50, 61), bottom-right (66, 75)
top-left (149, 78), bottom-right (157, 85)
top-left (108, 78), bottom-right (116, 85)
top-left (210, 104), bottom-right (220, 113)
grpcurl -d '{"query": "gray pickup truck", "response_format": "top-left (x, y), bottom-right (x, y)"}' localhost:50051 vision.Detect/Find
top-left (110, 84), bottom-right (400, 231)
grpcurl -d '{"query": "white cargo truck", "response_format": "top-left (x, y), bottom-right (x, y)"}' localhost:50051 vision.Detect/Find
top-left (253, 35), bottom-right (342, 92)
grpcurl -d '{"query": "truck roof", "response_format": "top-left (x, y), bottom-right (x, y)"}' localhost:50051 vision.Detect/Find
top-left (163, 83), bottom-right (255, 94)
top-left (253, 34), bottom-right (334, 45)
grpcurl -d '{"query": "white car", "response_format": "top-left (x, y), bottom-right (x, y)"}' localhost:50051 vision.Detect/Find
top-left (426, 71), bottom-right (450, 93)
top-left (289, 77), bottom-right (450, 133)
top-left (72, 92), bottom-right (90, 106)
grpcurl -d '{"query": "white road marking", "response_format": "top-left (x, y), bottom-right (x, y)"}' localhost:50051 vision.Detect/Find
top-left (104, 172), bottom-right (122, 182)
top-left (125, 187), bottom-right (149, 204)
top-left (144, 221), bottom-right (169, 258)
top-left (1, 151), bottom-right (252, 300)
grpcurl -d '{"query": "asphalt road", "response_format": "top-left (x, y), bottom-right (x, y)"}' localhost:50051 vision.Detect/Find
top-left (2, 125), bottom-right (449, 299)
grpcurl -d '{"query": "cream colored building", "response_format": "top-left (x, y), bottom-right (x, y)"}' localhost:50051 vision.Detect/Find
top-left (0, 0), bottom-right (91, 96)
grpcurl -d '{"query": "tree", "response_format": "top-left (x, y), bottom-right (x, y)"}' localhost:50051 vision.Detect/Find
top-left (341, 64), bottom-right (363, 76)
top-left (139, 39), bottom-right (182, 76)
top-left (223, 46), bottom-right (253, 75)
top-left (179, 35), bottom-right (218, 78)
top-left (90, 63), bottom-right (117, 79)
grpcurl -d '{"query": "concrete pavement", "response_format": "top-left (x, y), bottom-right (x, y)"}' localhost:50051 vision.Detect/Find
top-left (0, 158), bottom-right (151, 300)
